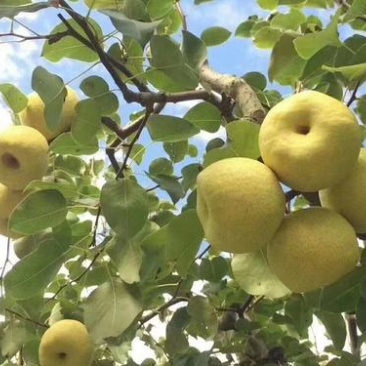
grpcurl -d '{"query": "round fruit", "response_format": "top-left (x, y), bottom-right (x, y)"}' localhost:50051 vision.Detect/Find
top-left (196, 157), bottom-right (285, 253)
top-left (0, 125), bottom-right (49, 190)
top-left (259, 90), bottom-right (362, 192)
top-left (0, 183), bottom-right (26, 219)
top-left (19, 87), bottom-right (79, 141)
top-left (267, 207), bottom-right (360, 293)
top-left (320, 148), bottom-right (366, 234)
top-left (39, 319), bottom-right (94, 366)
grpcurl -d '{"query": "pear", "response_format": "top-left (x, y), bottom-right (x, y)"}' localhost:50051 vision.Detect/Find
top-left (196, 157), bottom-right (285, 253)
top-left (0, 125), bottom-right (49, 190)
top-left (19, 87), bottom-right (79, 141)
top-left (259, 90), bottom-right (362, 192)
top-left (0, 183), bottom-right (26, 219)
top-left (267, 207), bottom-right (360, 293)
top-left (39, 319), bottom-right (94, 366)
top-left (320, 148), bottom-right (366, 233)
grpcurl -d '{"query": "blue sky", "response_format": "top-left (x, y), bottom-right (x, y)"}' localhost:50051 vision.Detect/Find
top-left (0, 0), bottom-right (277, 193)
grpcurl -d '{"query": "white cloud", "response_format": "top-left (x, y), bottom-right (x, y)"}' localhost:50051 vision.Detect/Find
top-left (0, 101), bottom-right (14, 130)
top-left (186, 0), bottom-right (262, 32)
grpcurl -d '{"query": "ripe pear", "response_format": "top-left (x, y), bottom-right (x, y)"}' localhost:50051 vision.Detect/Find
top-left (259, 90), bottom-right (362, 192)
top-left (0, 125), bottom-right (49, 190)
top-left (0, 183), bottom-right (26, 219)
top-left (39, 319), bottom-right (94, 366)
top-left (320, 148), bottom-right (366, 233)
top-left (19, 87), bottom-right (79, 141)
top-left (196, 157), bottom-right (285, 253)
top-left (267, 207), bottom-right (360, 293)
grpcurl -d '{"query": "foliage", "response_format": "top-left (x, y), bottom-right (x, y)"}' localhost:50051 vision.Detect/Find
top-left (0, 0), bottom-right (366, 365)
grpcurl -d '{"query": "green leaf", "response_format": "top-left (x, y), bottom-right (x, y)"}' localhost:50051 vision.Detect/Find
top-left (242, 72), bottom-right (267, 91)
top-left (146, 67), bottom-right (198, 92)
top-left (270, 9), bottom-right (306, 31)
top-left (84, 279), bottom-right (142, 342)
top-left (0, 84), bottom-right (27, 113)
top-left (232, 251), bottom-right (291, 299)
top-left (257, 0), bottom-right (278, 9)
top-left (80, 75), bottom-right (109, 97)
top-left (49, 132), bottom-right (99, 155)
top-left (187, 296), bottom-right (218, 339)
top-left (149, 158), bottom-right (173, 176)
top-left (107, 235), bottom-right (142, 284)
top-left (42, 19), bottom-right (102, 62)
top-left (147, 0), bottom-right (175, 19)
top-left (0, 2), bottom-right (48, 19)
top-left (235, 20), bottom-right (256, 38)
top-left (182, 30), bottom-right (208, 70)
top-left (343, 0), bottom-right (366, 23)
top-left (322, 63), bottom-right (366, 84)
top-left (181, 163), bottom-right (201, 192)
top-left (199, 256), bottom-right (229, 282)
top-left (319, 267), bottom-right (365, 313)
top-left (358, 97), bottom-right (366, 124)
top-left (147, 115), bottom-right (200, 142)
top-left (269, 33), bottom-right (306, 85)
top-left (163, 141), bottom-right (188, 162)
top-left (1, 322), bottom-right (28, 358)
top-left (184, 102), bottom-right (221, 133)
top-left (253, 26), bottom-right (282, 49)
top-left (294, 11), bottom-right (342, 59)
top-left (356, 297), bottom-right (366, 332)
top-left (147, 174), bottom-right (185, 203)
top-left (165, 307), bottom-right (190, 356)
top-left (100, 179), bottom-right (149, 239)
top-left (316, 311), bottom-right (347, 351)
top-left (71, 99), bottom-right (101, 144)
top-left (203, 120), bottom-right (260, 167)
top-left (102, 9), bottom-right (161, 46)
top-left (201, 26), bottom-right (231, 47)
top-left (9, 190), bottom-right (67, 235)
top-left (285, 295), bottom-right (313, 337)
top-left (149, 35), bottom-right (199, 90)
top-left (31, 66), bottom-right (66, 133)
top-left (141, 209), bottom-right (203, 276)
top-left (4, 237), bottom-right (70, 299)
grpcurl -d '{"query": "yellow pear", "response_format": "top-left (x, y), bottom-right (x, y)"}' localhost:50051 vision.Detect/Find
top-left (0, 125), bottom-right (49, 190)
top-left (39, 319), bottom-right (94, 366)
top-left (196, 157), bottom-right (285, 253)
top-left (0, 183), bottom-right (26, 219)
top-left (19, 87), bottom-right (79, 141)
top-left (267, 207), bottom-right (360, 293)
top-left (320, 148), bottom-right (366, 233)
top-left (259, 90), bottom-right (362, 192)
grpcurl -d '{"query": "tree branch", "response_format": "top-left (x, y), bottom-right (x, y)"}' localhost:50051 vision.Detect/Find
top-left (200, 62), bottom-right (266, 124)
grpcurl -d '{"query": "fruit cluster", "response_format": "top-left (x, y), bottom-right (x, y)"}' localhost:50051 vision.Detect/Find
top-left (0, 87), bottom-right (78, 243)
top-left (0, 125), bottom-right (49, 238)
top-left (197, 90), bottom-right (364, 294)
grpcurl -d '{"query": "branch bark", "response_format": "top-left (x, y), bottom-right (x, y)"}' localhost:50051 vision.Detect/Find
top-left (200, 62), bottom-right (266, 124)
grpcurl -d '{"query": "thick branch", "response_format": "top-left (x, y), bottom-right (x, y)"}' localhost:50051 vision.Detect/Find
top-left (200, 62), bottom-right (266, 124)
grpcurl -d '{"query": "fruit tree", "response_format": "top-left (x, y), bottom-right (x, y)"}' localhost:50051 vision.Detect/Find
top-left (0, 1), bottom-right (366, 365)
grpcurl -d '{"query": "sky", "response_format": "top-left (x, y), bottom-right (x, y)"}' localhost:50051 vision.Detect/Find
top-left (0, 0), bottom-right (359, 361)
